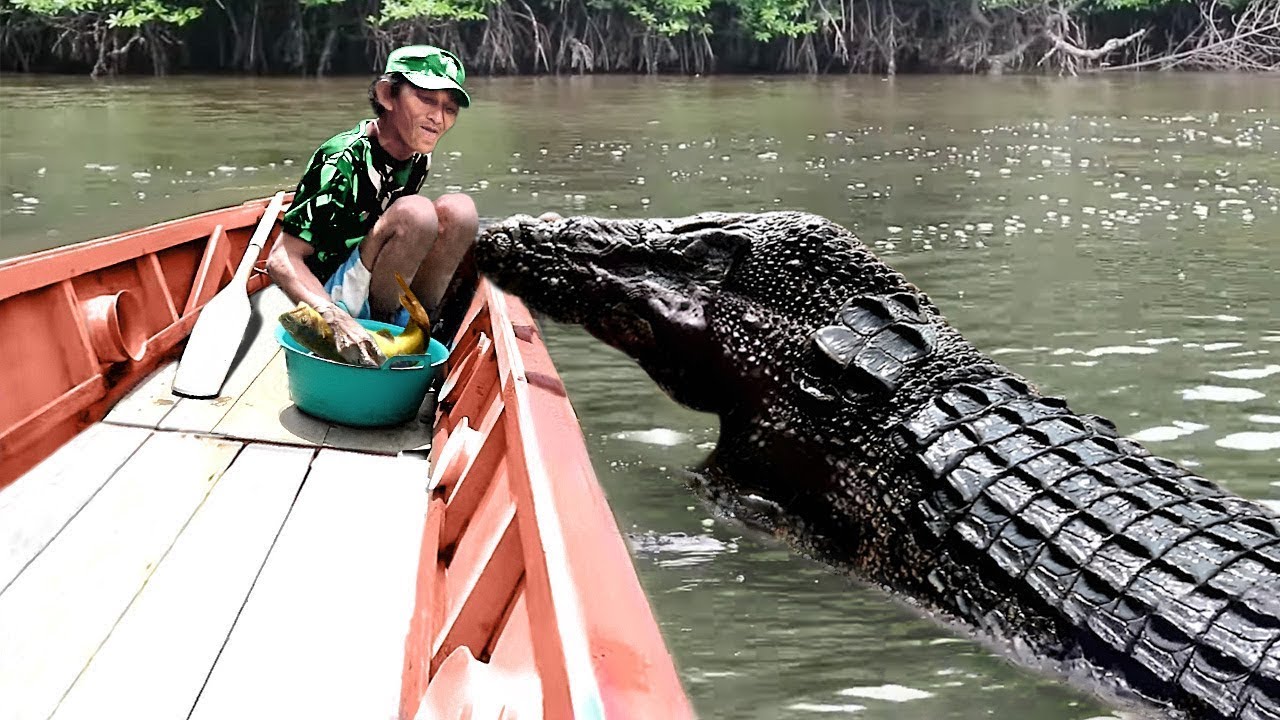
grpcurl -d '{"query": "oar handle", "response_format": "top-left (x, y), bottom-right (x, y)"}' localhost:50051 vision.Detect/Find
top-left (230, 191), bottom-right (286, 290)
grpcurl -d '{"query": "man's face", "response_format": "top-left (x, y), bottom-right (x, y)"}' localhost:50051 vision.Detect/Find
top-left (379, 83), bottom-right (460, 155)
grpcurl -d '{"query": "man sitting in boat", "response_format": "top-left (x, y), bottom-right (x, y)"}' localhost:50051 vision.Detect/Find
top-left (266, 44), bottom-right (477, 367)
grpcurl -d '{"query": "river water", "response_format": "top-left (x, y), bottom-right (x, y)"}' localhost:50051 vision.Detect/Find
top-left (2, 73), bottom-right (1278, 719)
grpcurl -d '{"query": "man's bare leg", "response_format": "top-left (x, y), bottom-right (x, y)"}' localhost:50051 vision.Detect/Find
top-left (357, 192), bottom-right (477, 322)
top-left (358, 195), bottom-right (438, 321)
top-left (409, 193), bottom-right (478, 314)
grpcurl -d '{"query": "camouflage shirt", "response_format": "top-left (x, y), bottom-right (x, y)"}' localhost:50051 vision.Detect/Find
top-left (281, 120), bottom-right (431, 282)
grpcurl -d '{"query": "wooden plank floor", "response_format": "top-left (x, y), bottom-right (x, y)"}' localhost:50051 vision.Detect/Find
top-left (0, 432), bottom-right (243, 720)
top-left (1, 433), bottom-right (433, 720)
top-left (0, 423), bottom-right (152, 593)
top-left (189, 449), bottom-right (429, 720)
top-left (106, 285), bottom-right (435, 454)
top-left (51, 444), bottom-right (314, 720)
top-left (2, 286), bottom-right (441, 720)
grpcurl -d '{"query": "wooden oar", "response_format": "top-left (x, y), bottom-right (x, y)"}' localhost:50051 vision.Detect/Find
top-left (172, 191), bottom-right (286, 398)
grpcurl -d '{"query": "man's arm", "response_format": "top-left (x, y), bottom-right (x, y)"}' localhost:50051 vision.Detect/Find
top-left (266, 232), bottom-right (385, 367)
top-left (265, 231), bottom-right (333, 309)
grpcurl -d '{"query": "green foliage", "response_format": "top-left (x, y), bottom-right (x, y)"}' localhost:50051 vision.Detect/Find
top-left (729, 0), bottom-right (815, 40)
top-left (590, 0), bottom-right (712, 36)
top-left (110, 0), bottom-right (200, 26)
top-left (586, 0), bottom-right (811, 39)
top-left (371, 0), bottom-right (491, 25)
top-left (12, 0), bottom-right (202, 25)
top-left (10, 0), bottom-right (99, 13)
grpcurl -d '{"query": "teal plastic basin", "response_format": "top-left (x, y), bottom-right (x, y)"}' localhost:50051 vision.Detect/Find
top-left (275, 318), bottom-right (449, 427)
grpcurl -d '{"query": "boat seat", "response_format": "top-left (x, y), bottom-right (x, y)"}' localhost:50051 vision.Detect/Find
top-left (415, 646), bottom-right (542, 720)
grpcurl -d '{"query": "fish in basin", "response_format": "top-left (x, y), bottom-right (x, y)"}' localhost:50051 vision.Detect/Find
top-left (279, 272), bottom-right (431, 366)
top-left (475, 211), bottom-right (1280, 720)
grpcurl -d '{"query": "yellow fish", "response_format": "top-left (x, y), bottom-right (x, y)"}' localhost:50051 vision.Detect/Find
top-left (279, 273), bottom-right (430, 366)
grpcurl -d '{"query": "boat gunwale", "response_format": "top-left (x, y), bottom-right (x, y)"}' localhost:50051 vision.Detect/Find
top-left (0, 195), bottom-right (288, 304)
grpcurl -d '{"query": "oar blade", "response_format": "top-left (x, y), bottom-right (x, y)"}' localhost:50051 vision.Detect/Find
top-left (171, 290), bottom-right (252, 398)
top-left (171, 191), bottom-right (285, 399)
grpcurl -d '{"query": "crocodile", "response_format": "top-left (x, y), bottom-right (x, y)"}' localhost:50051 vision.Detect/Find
top-left (475, 210), bottom-right (1280, 720)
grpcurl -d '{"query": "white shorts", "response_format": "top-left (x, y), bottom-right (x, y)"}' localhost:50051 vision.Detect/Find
top-left (323, 247), bottom-right (411, 327)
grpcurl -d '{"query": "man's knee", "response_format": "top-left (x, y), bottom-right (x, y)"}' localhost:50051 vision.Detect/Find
top-left (384, 194), bottom-right (439, 234)
top-left (434, 194), bottom-right (478, 238)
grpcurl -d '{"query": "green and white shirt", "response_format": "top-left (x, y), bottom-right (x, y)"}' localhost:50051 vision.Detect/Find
top-left (281, 120), bottom-right (431, 282)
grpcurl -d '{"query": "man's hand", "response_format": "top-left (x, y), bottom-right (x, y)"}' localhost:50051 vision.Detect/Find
top-left (317, 302), bottom-right (387, 368)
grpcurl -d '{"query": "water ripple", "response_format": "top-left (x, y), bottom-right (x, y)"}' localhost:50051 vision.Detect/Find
top-left (1085, 345), bottom-right (1158, 357)
top-left (1201, 342), bottom-right (1245, 352)
top-left (838, 684), bottom-right (935, 702)
top-left (1179, 385), bottom-right (1266, 402)
top-left (1211, 365), bottom-right (1280, 380)
top-left (610, 428), bottom-right (692, 446)
top-left (1130, 421), bottom-right (1209, 443)
top-left (627, 531), bottom-right (739, 568)
top-left (787, 702), bottom-right (867, 714)
top-left (1216, 431), bottom-right (1280, 451)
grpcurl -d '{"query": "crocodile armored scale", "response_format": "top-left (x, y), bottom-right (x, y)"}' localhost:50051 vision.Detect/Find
top-left (475, 210), bottom-right (1280, 720)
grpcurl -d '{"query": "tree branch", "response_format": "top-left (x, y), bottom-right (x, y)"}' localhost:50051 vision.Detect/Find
top-left (969, 0), bottom-right (993, 30)
top-left (1045, 27), bottom-right (1145, 60)
top-left (1098, 20), bottom-right (1280, 71)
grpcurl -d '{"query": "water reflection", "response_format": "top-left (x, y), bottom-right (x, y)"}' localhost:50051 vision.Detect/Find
top-left (3, 73), bottom-right (1278, 719)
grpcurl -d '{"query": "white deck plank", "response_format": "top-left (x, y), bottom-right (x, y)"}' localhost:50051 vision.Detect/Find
top-left (213, 349), bottom-right (435, 454)
top-left (210, 348), bottom-right (331, 446)
top-left (0, 432), bottom-right (242, 720)
top-left (323, 407), bottom-right (435, 454)
top-left (159, 285), bottom-right (296, 435)
top-left (102, 362), bottom-right (179, 428)
top-left (0, 424), bottom-right (152, 593)
top-left (52, 444), bottom-right (313, 720)
top-left (189, 449), bottom-right (429, 720)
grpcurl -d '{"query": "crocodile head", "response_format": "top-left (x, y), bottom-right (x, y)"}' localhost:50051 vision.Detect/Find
top-left (476, 211), bottom-right (941, 416)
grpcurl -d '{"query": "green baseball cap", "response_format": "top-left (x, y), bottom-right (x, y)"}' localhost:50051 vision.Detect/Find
top-left (385, 45), bottom-right (470, 107)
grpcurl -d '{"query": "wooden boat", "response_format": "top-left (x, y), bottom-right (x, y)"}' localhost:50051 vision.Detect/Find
top-left (0, 196), bottom-right (695, 719)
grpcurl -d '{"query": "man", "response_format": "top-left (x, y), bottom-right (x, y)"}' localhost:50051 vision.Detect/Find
top-left (267, 45), bottom-right (478, 367)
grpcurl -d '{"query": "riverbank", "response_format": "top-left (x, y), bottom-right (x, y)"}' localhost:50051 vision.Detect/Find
top-left (1, 0), bottom-right (1277, 78)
